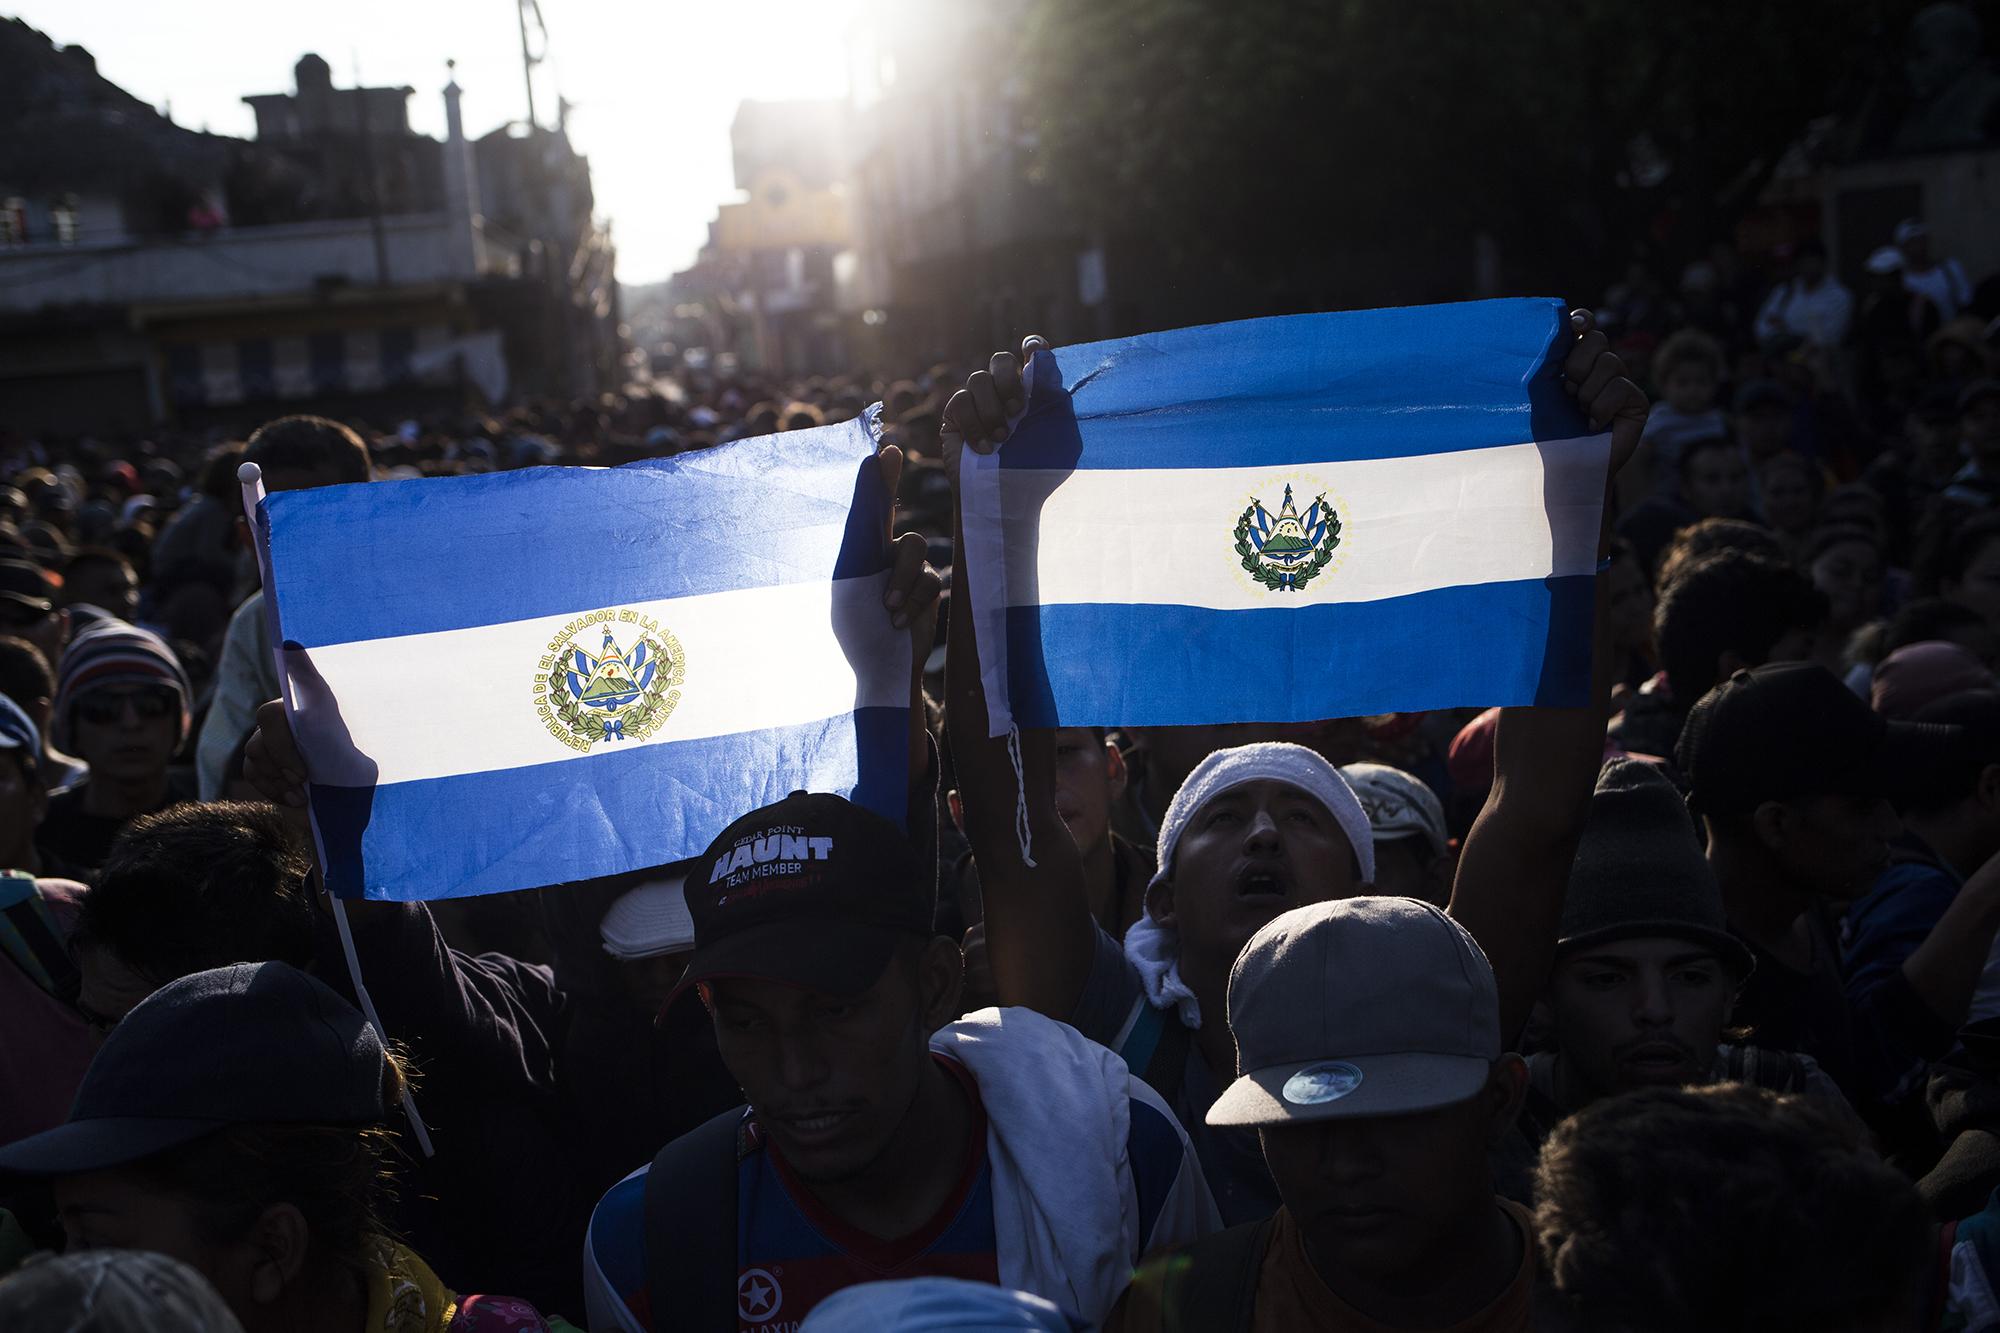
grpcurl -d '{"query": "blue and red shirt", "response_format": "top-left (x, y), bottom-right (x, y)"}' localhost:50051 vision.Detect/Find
top-left (589, 1055), bottom-right (999, 1332)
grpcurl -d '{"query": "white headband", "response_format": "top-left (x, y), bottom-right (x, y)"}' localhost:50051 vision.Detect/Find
top-left (1150, 741), bottom-right (1376, 892)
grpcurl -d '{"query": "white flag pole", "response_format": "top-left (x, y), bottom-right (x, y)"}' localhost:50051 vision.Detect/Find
top-left (236, 463), bottom-right (435, 1157)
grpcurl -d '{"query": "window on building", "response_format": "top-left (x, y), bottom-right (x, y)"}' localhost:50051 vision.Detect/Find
top-left (0, 198), bottom-right (27, 246)
top-left (50, 194), bottom-right (80, 245)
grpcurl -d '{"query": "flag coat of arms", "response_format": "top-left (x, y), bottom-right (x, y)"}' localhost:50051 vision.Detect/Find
top-left (958, 298), bottom-right (1610, 734)
top-left (254, 414), bottom-right (909, 900)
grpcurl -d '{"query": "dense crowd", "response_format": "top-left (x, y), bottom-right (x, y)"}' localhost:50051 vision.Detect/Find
top-left (0, 213), bottom-right (1998, 1332)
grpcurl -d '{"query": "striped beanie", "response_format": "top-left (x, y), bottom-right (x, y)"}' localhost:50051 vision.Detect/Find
top-left (53, 620), bottom-right (193, 750)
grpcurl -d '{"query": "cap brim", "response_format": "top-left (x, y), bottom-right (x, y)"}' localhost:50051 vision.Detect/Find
top-left (1558, 924), bottom-right (1756, 980)
top-left (668, 915), bottom-right (909, 1007)
top-left (1879, 722), bottom-right (1970, 800)
top-left (1207, 1052), bottom-right (1493, 1127)
top-left (0, 1116), bottom-right (227, 1178)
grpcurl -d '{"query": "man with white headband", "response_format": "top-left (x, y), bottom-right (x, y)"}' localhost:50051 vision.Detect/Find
top-left (944, 314), bottom-right (1646, 1223)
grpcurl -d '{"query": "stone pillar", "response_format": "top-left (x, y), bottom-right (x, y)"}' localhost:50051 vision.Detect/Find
top-left (441, 62), bottom-right (482, 278)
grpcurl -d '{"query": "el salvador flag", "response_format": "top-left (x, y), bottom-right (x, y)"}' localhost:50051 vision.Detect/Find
top-left (255, 412), bottom-right (908, 900)
top-left (958, 298), bottom-right (1609, 734)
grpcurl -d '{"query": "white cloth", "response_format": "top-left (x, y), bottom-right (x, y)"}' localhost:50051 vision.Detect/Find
top-left (1150, 741), bottom-right (1375, 890)
top-left (1129, 741), bottom-right (1375, 1031)
top-left (933, 1008), bottom-right (1219, 1326)
top-left (1754, 277), bottom-right (1854, 349)
top-left (195, 592), bottom-right (278, 800)
top-left (1905, 258), bottom-right (1974, 323)
top-left (1122, 911), bottom-right (1203, 1029)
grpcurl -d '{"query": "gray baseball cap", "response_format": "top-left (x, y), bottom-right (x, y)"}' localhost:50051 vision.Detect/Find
top-left (1207, 897), bottom-right (1501, 1126)
top-left (1340, 762), bottom-right (1448, 858)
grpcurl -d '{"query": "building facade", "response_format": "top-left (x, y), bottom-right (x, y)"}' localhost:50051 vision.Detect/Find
top-left (0, 21), bottom-right (619, 435)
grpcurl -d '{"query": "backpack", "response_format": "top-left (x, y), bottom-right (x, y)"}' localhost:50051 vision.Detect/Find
top-left (642, 1106), bottom-right (748, 1333)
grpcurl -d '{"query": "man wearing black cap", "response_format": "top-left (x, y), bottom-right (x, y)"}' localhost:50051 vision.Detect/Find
top-left (1502, 760), bottom-right (1857, 1194)
top-left (0, 557), bottom-right (69, 680)
top-left (1679, 661), bottom-right (1993, 1109)
top-left (581, 791), bottom-right (1216, 1332)
top-left (0, 961), bottom-right (557, 1332)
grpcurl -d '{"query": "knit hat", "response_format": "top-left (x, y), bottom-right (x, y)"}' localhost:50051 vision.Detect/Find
top-left (1558, 759), bottom-right (1754, 976)
top-left (52, 619), bottom-right (193, 750)
top-left (1873, 642), bottom-right (1996, 721)
top-left (1151, 742), bottom-right (1375, 894)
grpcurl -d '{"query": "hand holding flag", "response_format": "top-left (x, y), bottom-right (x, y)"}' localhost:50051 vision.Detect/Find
top-left (947, 299), bottom-right (1643, 734)
top-left (243, 421), bottom-right (942, 900)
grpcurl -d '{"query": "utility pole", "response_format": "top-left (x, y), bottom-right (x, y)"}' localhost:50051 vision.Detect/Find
top-left (516, 0), bottom-right (541, 132)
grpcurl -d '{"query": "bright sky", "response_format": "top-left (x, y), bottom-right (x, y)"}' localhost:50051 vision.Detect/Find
top-left (6, 0), bottom-right (862, 284)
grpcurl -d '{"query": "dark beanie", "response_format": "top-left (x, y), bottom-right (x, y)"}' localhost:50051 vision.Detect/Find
top-left (1558, 759), bottom-right (1755, 976)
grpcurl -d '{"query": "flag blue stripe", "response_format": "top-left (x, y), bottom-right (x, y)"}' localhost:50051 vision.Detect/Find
top-left (264, 415), bottom-right (887, 648)
top-left (998, 298), bottom-right (1590, 471)
top-left (311, 706), bottom-right (908, 900)
top-left (1003, 577), bottom-right (1596, 727)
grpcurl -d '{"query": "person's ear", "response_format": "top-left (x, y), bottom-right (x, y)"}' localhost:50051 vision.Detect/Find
top-left (919, 934), bottom-right (965, 1031)
top-left (1145, 875), bottom-right (1178, 930)
top-left (1978, 764), bottom-right (2000, 816)
top-left (1103, 739), bottom-right (1129, 802)
top-left (1751, 800), bottom-right (1790, 854)
top-left (1484, 1055), bottom-right (1529, 1142)
top-left (243, 1201), bottom-right (309, 1305)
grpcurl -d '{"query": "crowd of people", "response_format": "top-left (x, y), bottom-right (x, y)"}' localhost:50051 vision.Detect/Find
top-left (1, 215), bottom-right (1999, 1332)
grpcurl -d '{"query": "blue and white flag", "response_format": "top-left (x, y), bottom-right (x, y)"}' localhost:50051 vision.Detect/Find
top-left (255, 414), bottom-right (909, 900)
top-left (959, 298), bottom-right (1609, 734)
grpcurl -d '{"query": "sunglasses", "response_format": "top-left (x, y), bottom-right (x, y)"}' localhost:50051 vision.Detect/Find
top-left (75, 688), bottom-right (178, 727)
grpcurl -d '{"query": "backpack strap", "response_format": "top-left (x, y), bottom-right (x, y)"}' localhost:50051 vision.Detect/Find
top-left (1122, 1216), bottom-right (1273, 1333)
top-left (643, 1105), bottom-right (747, 1333)
top-left (1134, 1005), bottom-right (1194, 1106)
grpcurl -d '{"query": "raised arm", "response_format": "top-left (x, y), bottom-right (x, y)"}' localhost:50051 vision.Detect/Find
top-left (942, 341), bottom-right (1102, 1021)
top-left (1449, 312), bottom-right (1647, 1043)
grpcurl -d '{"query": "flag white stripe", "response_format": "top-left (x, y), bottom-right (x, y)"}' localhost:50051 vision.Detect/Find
top-left (285, 570), bottom-right (908, 788)
top-left (996, 435), bottom-right (1606, 611)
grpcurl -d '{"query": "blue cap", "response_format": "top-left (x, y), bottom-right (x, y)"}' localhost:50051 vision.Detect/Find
top-left (0, 962), bottom-right (388, 1177)
top-left (0, 693), bottom-right (38, 756)
top-left (800, 1278), bottom-right (1086, 1332)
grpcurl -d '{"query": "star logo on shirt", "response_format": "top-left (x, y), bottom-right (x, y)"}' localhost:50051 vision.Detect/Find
top-left (737, 1267), bottom-right (782, 1320)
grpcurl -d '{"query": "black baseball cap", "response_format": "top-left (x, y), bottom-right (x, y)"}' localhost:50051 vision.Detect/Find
top-left (672, 791), bottom-right (934, 1003)
top-left (1678, 662), bottom-right (1966, 816)
top-left (0, 557), bottom-right (56, 612)
top-left (0, 962), bottom-right (388, 1177)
